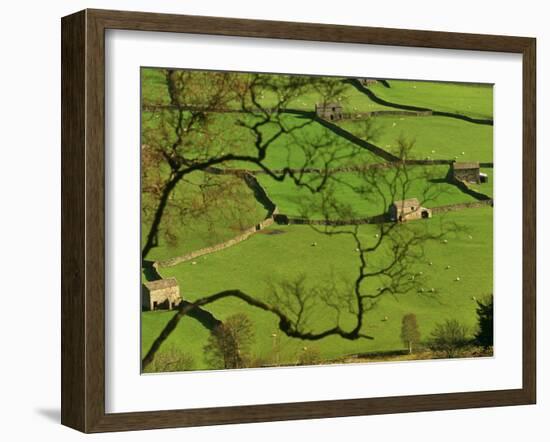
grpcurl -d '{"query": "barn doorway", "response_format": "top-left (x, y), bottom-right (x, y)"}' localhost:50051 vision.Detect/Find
top-left (421, 210), bottom-right (430, 219)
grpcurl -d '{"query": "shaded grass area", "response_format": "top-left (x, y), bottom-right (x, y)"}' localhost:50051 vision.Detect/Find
top-left (142, 111), bottom-right (383, 172)
top-left (368, 80), bottom-right (493, 120)
top-left (338, 115), bottom-right (493, 163)
top-left (257, 166), bottom-right (479, 218)
top-left (144, 208), bottom-right (493, 370)
top-left (141, 67), bottom-right (171, 105)
top-left (141, 67), bottom-right (392, 112)
top-left (284, 83), bottom-right (394, 113)
top-left (142, 170), bottom-right (267, 263)
top-left (141, 312), bottom-right (211, 372)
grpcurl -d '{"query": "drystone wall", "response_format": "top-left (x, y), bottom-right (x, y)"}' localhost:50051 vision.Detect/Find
top-left (156, 172), bottom-right (278, 269)
top-left (430, 200), bottom-right (493, 214)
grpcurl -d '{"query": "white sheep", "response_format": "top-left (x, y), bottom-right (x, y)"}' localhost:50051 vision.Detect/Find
top-left (455, 276), bottom-right (461, 281)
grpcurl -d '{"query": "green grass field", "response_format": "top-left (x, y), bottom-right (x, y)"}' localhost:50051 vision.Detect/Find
top-left (146, 208), bottom-right (493, 369)
top-left (258, 166), bottom-right (479, 218)
top-left (368, 80), bottom-right (494, 120)
top-left (141, 69), bottom-right (494, 371)
top-left (338, 115), bottom-right (493, 163)
top-left (142, 171), bottom-right (268, 263)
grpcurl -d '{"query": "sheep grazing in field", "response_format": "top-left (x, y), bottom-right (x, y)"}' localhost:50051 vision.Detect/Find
top-left (383, 316), bottom-right (389, 321)
top-left (375, 233), bottom-right (379, 238)
top-left (443, 239), bottom-right (448, 244)
top-left (455, 276), bottom-right (461, 281)
top-left (191, 261), bottom-right (197, 265)
top-left (392, 122), bottom-right (397, 127)
top-left (431, 150), bottom-right (436, 154)
top-left (430, 288), bottom-right (436, 293)
top-left (355, 248), bottom-right (360, 252)
top-left (446, 265), bottom-right (451, 269)
top-left (419, 288), bottom-right (425, 293)
top-left (418, 271), bottom-right (423, 275)
top-left (311, 242), bottom-right (318, 247)
top-left (429, 261), bottom-right (433, 266)
top-left (462, 151), bottom-right (465, 155)
top-left (472, 296), bottom-right (477, 301)
top-left (468, 235), bottom-right (473, 240)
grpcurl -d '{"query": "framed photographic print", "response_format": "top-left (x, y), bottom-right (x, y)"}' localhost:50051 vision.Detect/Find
top-left (61, 9), bottom-right (536, 433)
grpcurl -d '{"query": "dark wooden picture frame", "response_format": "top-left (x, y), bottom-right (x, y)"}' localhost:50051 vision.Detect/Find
top-left (61, 8), bottom-right (536, 433)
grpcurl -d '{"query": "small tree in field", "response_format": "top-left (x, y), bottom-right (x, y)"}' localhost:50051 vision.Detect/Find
top-left (203, 313), bottom-right (255, 369)
top-left (474, 294), bottom-right (493, 349)
top-left (400, 313), bottom-right (421, 354)
top-left (429, 319), bottom-right (470, 358)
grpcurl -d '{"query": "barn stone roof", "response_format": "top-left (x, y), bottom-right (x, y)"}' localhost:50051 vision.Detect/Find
top-left (453, 161), bottom-right (480, 170)
top-left (392, 198), bottom-right (420, 209)
top-left (144, 277), bottom-right (178, 291)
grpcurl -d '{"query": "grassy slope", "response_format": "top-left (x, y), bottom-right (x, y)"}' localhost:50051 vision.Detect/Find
top-left (285, 83), bottom-right (394, 113)
top-left (145, 207), bottom-right (493, 369)
top-left (141, 69), bottom-right (494, 370)
top-left (141, 68), bottom-right (170, 105)
top-left (258, 166), bottom-right (479, 218)
top-left (339, 115), bottom-right (493, 163)
top-left (206, 113), bottom-right (385, 171)
top-left (369, 80), bottom-right (494, 120)
top-left (141, 67), bottom-right (391, 112)
top-left (142, 170), bottom-right (268, 263)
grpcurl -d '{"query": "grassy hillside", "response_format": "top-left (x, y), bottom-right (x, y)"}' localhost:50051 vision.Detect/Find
top-left (339, 115), bottom-right (493, 163)
top-left (140, 69), bottom-right (494, 371)
top-left (258, 166), bottom-right (480, 218)
top-left (368, 80), bottom-right (493, 120)
top-left (145, 208), bottom-right (493, 369)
